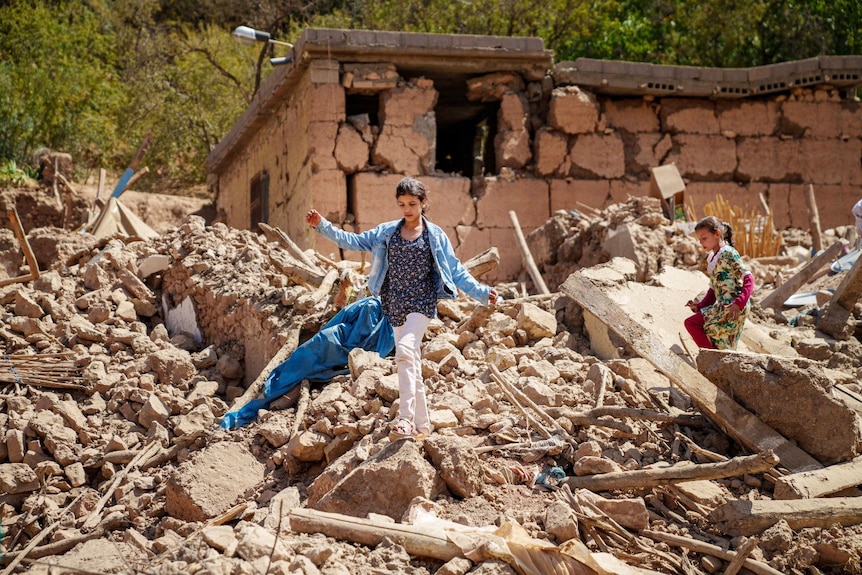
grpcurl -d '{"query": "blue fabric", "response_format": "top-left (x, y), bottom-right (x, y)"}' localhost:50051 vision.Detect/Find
top-left (220, 297), bottom-right (394, 429)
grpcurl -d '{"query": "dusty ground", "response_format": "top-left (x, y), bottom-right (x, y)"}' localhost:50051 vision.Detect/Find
top-left (1, 173), bottom-right (861, 575)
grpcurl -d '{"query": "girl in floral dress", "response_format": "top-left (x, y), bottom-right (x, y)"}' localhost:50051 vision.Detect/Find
top-left (684, 216), bottom-right (754, 349)
top-left (306, 177), bottom-right (499, 438)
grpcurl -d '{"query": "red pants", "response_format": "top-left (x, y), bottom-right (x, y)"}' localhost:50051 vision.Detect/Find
top-left (684, 312), bottom-right (715, 349)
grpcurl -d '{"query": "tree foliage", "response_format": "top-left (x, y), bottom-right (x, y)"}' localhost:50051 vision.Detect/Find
top-left (0, 0), bottom-right (859, 188)
top-left (0, 0), bottom-right (123, 172)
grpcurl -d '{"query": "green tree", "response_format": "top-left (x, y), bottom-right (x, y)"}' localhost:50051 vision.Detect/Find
top-left (111, 22), bottom-right (257, 185)
top-left (0, 0), bottom-right (123, 173)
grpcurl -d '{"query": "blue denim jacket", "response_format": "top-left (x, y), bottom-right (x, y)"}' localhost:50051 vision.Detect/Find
top-left (314, 217), bottom-right (491, 306)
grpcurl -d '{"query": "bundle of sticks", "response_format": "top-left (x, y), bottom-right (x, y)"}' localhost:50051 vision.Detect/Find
top-left (703, 194), bottom-right (783, 258)
top-left (0, 352), bottom-right (87, 390)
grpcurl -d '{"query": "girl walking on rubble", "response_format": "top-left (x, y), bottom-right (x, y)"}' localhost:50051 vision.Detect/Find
top-left (306, 176), bottom-right (499, 439)
top-left (684, 216), bottom-right (754, 350)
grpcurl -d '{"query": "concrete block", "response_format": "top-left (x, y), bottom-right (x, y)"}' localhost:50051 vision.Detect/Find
top-left (696, 350), bottom-right (862, 464)
top-left (548, 86), bottom-right (598, 134)
top-left (549, 179), bottom-right (610, 213)
top-left (165, 442), bottom-right (265, 521)
top-left (476, 177), bottom-right (550, 229)
top-left (819, 55), bottom-right (862, 86)
top-left (782, 100), bottom-right (862, 139)
top-left (568, 132), bottom-right (626, 179)
top-left (604, 99), bottom-right (660, 133)
top-left (534, 128), bottom-right (569, 177)
top-left (660, 99), bottom-right (720, 134)
top-left (717, 100), bottom-right (780, 136)
top-left (667, 134), bottom-right (737, 180)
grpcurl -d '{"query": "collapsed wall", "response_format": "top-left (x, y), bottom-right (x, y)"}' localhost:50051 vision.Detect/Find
top-left (209, 30), bottom-right (862, 283)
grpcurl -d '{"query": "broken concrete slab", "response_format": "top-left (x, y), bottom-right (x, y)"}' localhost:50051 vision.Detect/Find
top-left (561, 268), bottom-right (823, 473)
top-left (696, 349), bottom-right (862, 464)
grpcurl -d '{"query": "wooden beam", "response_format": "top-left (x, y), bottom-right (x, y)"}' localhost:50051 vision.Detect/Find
top-left (290, 508), bottom-right (463, 561)
top-left (0, 207), bottom-right (40, 287)
top-left (562, 451), bottom-right (778, 492)
top-left (559, 271), bottom-right (822, 473)
top-left (773, 456), bottom-right (862, 499)
top-left (805, 183), bottom-right (824, 253)
top-left (508, 210), bottom-right (549, 295)
top-left (758, 240), bottom-right (845, 310)
top-left (709, 497), bottom-right (862, 536)
top-left (642, 530), bottom-right (783, 575)
top-left (259, 222), bottom-right (323, 274)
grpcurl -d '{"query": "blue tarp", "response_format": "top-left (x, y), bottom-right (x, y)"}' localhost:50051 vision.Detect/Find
top-left (220, 297), bottom-right (394, 429)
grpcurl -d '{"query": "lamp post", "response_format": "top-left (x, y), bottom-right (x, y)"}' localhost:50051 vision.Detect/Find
top-left (231, 25), bottom-right (294, 97)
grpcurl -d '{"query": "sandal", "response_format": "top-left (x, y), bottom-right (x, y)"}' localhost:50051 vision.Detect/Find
top-left (389, 419), bottom-right (419, 440)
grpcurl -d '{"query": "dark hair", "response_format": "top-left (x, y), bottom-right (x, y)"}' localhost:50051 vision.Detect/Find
top-left (695, 215), bottom-right (734, 247)
top-left (395, 177), bottom-right (429, 213)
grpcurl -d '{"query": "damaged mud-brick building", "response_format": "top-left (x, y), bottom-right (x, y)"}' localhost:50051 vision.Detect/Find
top-left (205, 28), bottom-right (862, 281)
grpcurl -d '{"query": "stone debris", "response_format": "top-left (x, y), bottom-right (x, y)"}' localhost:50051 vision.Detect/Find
top-left (0, 185), bottom-right (861, 574)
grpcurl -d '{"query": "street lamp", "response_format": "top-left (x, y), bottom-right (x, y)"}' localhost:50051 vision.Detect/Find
top-left (232, 25), bottom-right (294, 65)
top-left (231, 25), bottom-right (295, 98)
top-left (232, 25), bottom-right (294, 52)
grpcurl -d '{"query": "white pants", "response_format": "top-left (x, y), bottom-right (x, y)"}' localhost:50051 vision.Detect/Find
top-left (393, 312), bottom-right (432, 433)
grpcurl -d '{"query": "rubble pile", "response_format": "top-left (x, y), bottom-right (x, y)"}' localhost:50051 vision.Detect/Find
top-left (1, 187), bottom-right (862, 575)
top-left (526, 196), bottom-right (706, 291)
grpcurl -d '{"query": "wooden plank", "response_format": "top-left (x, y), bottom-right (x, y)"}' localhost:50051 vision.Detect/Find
top-left (758, 240), bottom-right (845, 310)
top-left (774, 456), bottom-right (862, 499)
top-left (805, 183), bottom-right (824, 253)
top-left (290, 508), bottom-right (462, 561)
top-left (508, 210), bottom-right (549, 295)
top-left (560, 272), bottom-right (822, 473)
top-left (709, 497), bottom-right (862, 536)
top-left (562, 451), bottom-right (778, 492)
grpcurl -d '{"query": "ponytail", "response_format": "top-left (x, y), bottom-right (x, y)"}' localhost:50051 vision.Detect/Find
top-left (722, 221), bottom-right (735, 247)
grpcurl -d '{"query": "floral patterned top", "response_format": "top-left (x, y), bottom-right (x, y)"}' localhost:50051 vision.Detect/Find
top-left (700, 245), bottom-right (751, 349)
top-left (380, 222), bottom-right (437, 327)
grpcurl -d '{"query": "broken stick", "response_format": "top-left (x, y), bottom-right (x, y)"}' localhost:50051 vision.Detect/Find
top-left (562, 451), bottom-right (779, 491)
top-left (0, 207), bottom-right (40, 288)
top-left (805, 183), bottom-right (824, 253)
top-left (642, 530), bottom-right (783, 575)
top-left (259, 222), bottom-right (324, 273)
top-left (508, 210), bottom-right (549, 295)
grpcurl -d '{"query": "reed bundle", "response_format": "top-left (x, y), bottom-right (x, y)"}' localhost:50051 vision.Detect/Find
top-left (703, 195), bottom-right (782, 258)
top-left (0, 352), bottom-right (87, 390)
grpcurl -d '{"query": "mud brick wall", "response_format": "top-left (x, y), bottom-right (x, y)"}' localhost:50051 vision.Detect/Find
top-left (214, 59), bottom-right (862, 282)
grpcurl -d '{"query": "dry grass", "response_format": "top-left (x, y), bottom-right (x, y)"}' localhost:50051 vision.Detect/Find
top-left (700, 194), bottom-right (783, 258)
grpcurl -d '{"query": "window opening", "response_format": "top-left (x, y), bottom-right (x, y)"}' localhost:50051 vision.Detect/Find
top-left (250, 170), bottom-right (269, 231)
